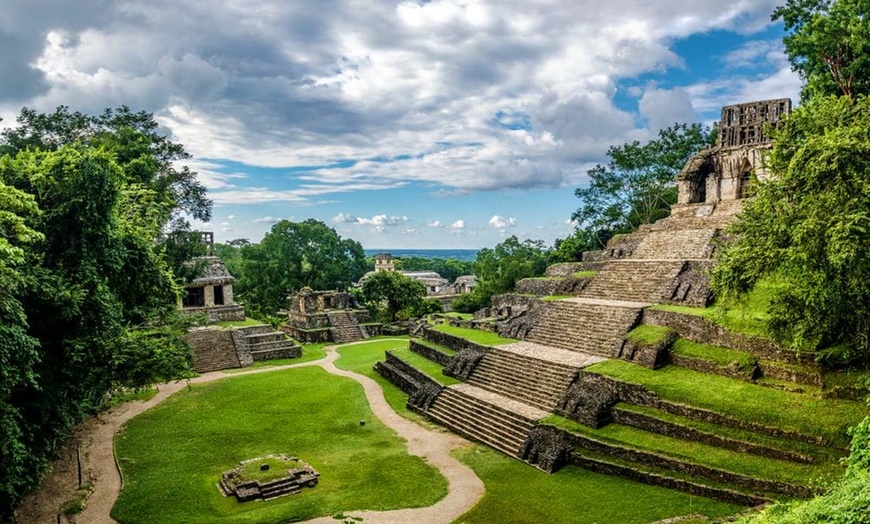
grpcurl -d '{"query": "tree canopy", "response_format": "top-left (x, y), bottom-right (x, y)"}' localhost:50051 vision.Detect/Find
top-left (712, 94), bottom-right (870, 362)
top-left (359, 270), bottom-right (431, 322)
top-left (453, 236), bottom-right (549, 312)
top-left (0, 107), bottom-right (204, 517)
top-left (774, 0), bottom-right (870, 100)
top-left (230, 220), bottom-right (367, 317)
top-left (573, 123), bottom-right (712, 248)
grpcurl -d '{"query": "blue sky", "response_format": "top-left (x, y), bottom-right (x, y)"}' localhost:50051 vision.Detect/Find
top-left (0, 1), bottom-right (801, 249)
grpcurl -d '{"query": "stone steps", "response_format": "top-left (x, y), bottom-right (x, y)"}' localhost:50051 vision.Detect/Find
top-left (466, 348), bottom-right (580, 411)
top-left (564, 422), bottom-right (818, 499)
top-left (193, 348), bottom-right (241, 373)
top-left (525, 301), bottom-right (642, 358)
top-left (426, 386), bottom-right (541, 457)
top-left (327, 311), bottom-right (369, 343)
top-left (631, 229), bottom-right (718, 260)
top-left (579, 260), bottom-right (686, 303)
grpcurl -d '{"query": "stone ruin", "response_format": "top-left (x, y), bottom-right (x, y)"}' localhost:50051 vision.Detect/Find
top-left (283, 288), bottom-right (376, 343)
top-left (678, 98), bottom-right (792, 205)
top-left (179, 232), bottom-right (246, 322)
top-left (218, 454), bottom-right (319, 502)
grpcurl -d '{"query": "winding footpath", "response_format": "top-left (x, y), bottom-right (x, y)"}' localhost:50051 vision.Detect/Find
top-left (17, 341), bottom-right (484, 524)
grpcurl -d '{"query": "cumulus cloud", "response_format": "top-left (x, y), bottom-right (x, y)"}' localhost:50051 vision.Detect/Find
top-left (332, 212), bottom-right (358, 223)
top-left (253, 216), bottom-right (284, 224)
top-left (356, 214), bottom-right (409, 227)
top-left (0, 0), bottom-right (794, 204)
top-left (451, 220), bottom-right (466, 230)
top-left (489, 215), bottom-right (518, 229)
top-left (427, 220), bottom-right (445, 228)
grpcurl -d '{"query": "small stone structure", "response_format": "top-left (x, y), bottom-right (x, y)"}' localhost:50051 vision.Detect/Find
top-left (678, 98), bottom-right (791, 205)
top-left (184, 325), bottom-right (301, 373)
top-left (180, 255), bottom-right (245, 322)
top-left (284, 288), bottom-right (376, 343)
top-left (362, 253), bottom-right (477, 305)
top-left (219, 454), bottom-right (319, 502)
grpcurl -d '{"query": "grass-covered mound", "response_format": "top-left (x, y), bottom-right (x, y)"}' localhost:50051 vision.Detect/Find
top-left (454, 445), bottom-right (743, 523)
top-left (112, 363), bottom-right (447, 523)
top-left (429, 323), bottom-right (517, 346)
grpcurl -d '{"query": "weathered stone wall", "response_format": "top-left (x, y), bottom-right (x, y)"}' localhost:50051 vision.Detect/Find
top-left (374, 352), bottom-right (443, 411)
top-left (230, 329), bottom-right (255, 366)
top-left (563, 428), bottom-right (813, 498)
top-left (410, 340), bottom-right (454, 367)
top-left (281, 325), bottom-right (332, 343)
top-left (420, 326), bottom-right (492, 353)
top-left (545, 262), bottom-right (604, 277)
top-left (666, 261), bottom-right (714, 307)
top-left (642, 309), bottom-right (813, 365)
top-left (614, 329), bottom-right (677, 369)
top-left (569, 455), bottom-right (768, 507)
top-left (185, 327), bottom-right (241, 373)
top-left (515, 278), bottom-right (561, 296)
top-left (610, 407), bottom-right (810, 463)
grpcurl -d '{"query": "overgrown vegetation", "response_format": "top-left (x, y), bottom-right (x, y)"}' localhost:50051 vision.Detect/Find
top-left (0, 106), bottom-right (208, 517)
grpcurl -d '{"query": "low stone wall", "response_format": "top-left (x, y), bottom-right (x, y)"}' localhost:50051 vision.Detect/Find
top-left (570, 455), bottom-right (769, 507)
top-left (374, 352), bottom-right (443, 411)
top-left (183, 305), bottom-right (246, 322)
top-left (666, 261), bottom-right (714, 307)
top-left (611, 408), bottom-right (811, 463)
top-left (444, 348), bottom-right (486, 381)
top-left (560, 371), bottom-right (830, 446)
top-left (420, 326), bottom-right (491, 353)
top-left (230, 329), bottom-right (255, 366)
top-left (515, 278), bottom-right (562, 296)
top-left (642, 309), bottom-right (812, 365)
top-left (410, 340), bottom-right (454, 367)
top-left (545, 262), bottom-right (604, 277)
top-left (669, 353), bottom-right (758, 381)
top-left (282, 325), bottom-right (332, 343)
top-left (563, 428), bottom-right (814, 498)
top-left (251, 346), bottom-right (300, 361)
top-left (614, 329), bottom-right (677, 369)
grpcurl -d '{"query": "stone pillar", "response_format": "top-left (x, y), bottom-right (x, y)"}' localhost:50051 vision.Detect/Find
top-left (205, 285), bottom-right (215, 307)
top-left (224, 284), bottom-right (234, 305)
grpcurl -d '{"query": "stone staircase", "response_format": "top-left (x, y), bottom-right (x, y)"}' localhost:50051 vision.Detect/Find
top-left (426, 384), bottom-right (546, 457)
top-left (192, 339), bottom-right (241, 373)
top-left (631, 229), bottom-right (718, 260)
top-left (327, 311), bottom-right (369, 343)
top-left (579, 261), bottom-right (686, 303)
top-left (234, 325), bottom-right (301, 362)
top-left (525, 300), bottom-right (642, 358)
top-left (466, 347), bottom-right (583, 411)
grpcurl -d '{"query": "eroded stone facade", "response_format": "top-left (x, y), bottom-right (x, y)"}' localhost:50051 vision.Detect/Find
top-left (678, 98), bottom-right (792, 206)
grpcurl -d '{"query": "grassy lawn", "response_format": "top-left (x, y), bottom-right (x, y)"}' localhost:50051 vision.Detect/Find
top-left (542, 294), bottom-right (573, 301)
top-left (443, 312), bottom-right (474, 320)
top-left (671, 339), bottom-right (757, 371)
top-left (453, 445), bottom-right (744, 523)
top-left (430, 324), bottom-right (517, 346)
top-left (222, 342), bottom-right (329, 374)
top-left (626, 325), bottom-right (675, 345)
top-left (112, 365), bottom-right (447, 523)
top-left (388, 347), bottom-right (460, 386)
top-left (648, 277), bottom-right (785, 339)
top-left (573, 270), bottom-right (599, 278)
top-left (334, 339), bottom-right (435, 426)
top-left (586, 361), bottom-right (866, 446)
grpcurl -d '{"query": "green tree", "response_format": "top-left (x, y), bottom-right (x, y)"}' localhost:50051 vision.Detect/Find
top-left (394, 257), bottom-right (475, 282)
top-left (773, 0), bottom-right (870, 100)
top-left (549, 228), bottom-right (601, 263)
top-left (360, 270), bottom-right (428, 321)
top-left (237, 220), bottom-right (366, 316)
top-left (573, 123), bottom-right (712, 247)
top-left (452, 236), bottom-right (550, 313)
top-left (712, 95), bottom-right (870, 361)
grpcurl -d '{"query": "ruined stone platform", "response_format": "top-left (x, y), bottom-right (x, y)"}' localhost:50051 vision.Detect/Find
top-left (563, 296), bottom-right (652, 309)
top-left (449, 383), bottom-right (548, 421)
top-left (494, 341), bottom-right (604, 369)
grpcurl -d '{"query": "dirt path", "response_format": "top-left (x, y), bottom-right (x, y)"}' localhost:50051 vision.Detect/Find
top-left (16, 341), bottom-right (484, 524)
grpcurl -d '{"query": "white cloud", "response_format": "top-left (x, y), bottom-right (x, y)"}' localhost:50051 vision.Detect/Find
top-left (427, 220), bottom-right (445, 228)
top-left (3, 0), bottom-right (790, 199)
top-left (451, 220), bottom-right (466, 230)
top-left (332, 212), bottom-right (358, 223)
top-left (638, 87), bottom-right (697, 132)
top-left (227, 214), bottom-right (235, 219)
top-left (356, 214), bottom-right (409, 227)
top-left (253, 216), bottom-right (283, 224)
top-left (489, 215), bottom-right (518, 229)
